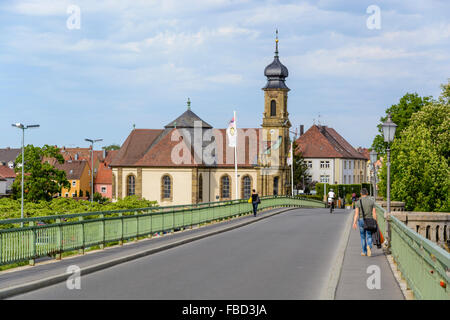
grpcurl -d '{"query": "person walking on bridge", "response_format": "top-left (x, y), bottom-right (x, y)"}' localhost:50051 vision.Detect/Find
top-left (251, 189), bottom-right (260, 217)
top-left (352, 188), bottom-right (377, 257)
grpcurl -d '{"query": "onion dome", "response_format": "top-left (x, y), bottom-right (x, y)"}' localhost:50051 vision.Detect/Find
top-left (263, 30), bottom-right (289, 90)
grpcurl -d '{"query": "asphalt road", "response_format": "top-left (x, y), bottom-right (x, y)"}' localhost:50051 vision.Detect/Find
top-left (12, 207), bottom-right (350, 300)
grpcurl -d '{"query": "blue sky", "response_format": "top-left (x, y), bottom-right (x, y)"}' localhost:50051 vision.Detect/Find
top-left (1, 0), bottom-right (449, 150)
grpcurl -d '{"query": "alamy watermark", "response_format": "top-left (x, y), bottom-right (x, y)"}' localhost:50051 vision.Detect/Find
top-left (366, 265), bottom-right (381, 290)
top-left (169, 121), bottom-right (284, 176)
top-left (366, 5), bottom-right (381, 30)
top-left (66, 265), bottom-right (81, 290)
top-left (67, 5), bottom-right (81, 30)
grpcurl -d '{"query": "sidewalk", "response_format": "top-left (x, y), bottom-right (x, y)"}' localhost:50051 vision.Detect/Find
top-left (335, 219), bottom-right (404, 300)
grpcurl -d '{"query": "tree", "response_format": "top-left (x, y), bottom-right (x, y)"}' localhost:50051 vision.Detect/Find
top-left (12, 145), bottom-right (70, 202)
top-left (292, 140), bottom-right (309, 191)
top-left (103, 144), bottom-right (120, 151)
top-left (371, 93), bottom-right (431, 156)
top-left (378, 82), bottom-right (449, 212)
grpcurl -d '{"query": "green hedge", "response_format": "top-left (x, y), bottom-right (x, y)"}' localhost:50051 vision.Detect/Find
top-left (0, 196), bottom-right (158, 222)
top-left (297, 194), bottom-right (323, 201)
top-left (315, 183), bottom-right (366, 199)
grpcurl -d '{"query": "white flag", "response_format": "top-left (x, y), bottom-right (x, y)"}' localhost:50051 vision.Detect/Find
top-left (287, 144), bottom-right (293, 166)
top-left (226, 115), bottom-right (237, 147)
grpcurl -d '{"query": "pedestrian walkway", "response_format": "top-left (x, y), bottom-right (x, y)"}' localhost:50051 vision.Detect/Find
top-left (335, 220), bottom-right (404, 300)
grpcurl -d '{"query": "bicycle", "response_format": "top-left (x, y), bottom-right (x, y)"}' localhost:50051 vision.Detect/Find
top-left (328, 200), bottom-right (334, 213)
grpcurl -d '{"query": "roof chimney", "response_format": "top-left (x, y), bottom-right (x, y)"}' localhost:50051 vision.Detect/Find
top-left (103, 149), bottom-right (107, 159)
top-left (300, 125), bottom-right (304, 136)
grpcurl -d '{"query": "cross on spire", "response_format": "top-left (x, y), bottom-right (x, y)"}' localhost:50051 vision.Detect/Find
top-left (187, 97), bottom-right (191, 110)
top-left (275, 29), bottom-right (279, 57)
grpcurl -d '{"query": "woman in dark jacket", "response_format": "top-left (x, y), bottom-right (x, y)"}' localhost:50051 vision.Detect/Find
top-left (251, 189), bottom-right (260, 216)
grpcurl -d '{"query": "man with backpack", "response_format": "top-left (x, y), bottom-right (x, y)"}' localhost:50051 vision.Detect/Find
top-left (352, 188), bottom-right (377, 257)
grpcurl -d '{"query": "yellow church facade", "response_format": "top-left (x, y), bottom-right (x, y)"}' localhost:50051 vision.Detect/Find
top-left (110, 37), bottom-right (292, 206)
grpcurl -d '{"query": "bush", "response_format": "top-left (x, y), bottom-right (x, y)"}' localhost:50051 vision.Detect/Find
top-left (298, 194), bottom-right (323, 201)
top-left (0, 196), bottom-right (158, 223)
top-left (315, 183), bottom-right (362, 199)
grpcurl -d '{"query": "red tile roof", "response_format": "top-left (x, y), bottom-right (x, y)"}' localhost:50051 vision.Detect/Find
top-left (110, 129), bottom-right (164, 167)
top-left (104, 150), bottom-right (119, 166)
top-left (54, 160), bottom-right (88, 179)
top-left (357, 147), bottom-right (370, 160)
top-left (0, 165), bottom-right (16, 179)
top-left (95, 162), bottom-right (112, 184)
top-left (295, 125), bottom-right (367, 160)
top-left (112, 128), bottom-right (263, 168)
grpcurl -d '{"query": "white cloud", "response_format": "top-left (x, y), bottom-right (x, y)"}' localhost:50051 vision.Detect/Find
top-left (206, 73), bottom-right (244, 84)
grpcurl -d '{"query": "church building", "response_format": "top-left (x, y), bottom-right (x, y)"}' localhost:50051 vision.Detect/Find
top-left (110, 35), bottom-right (292, 205)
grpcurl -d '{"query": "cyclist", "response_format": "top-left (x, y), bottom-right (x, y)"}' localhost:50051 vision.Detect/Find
top-left (328, 188), bottom-right (336, 213)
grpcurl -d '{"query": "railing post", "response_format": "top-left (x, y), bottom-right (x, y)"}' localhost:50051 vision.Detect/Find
top-left (55, 218), bottom-right (62, 260)
top-left (100, 214), bottom-right (105, 249)
top-left (171, 208), bottom-right (175, 234)
top-left (78, 216), bottom-right (84, 255)
top-left (29, 221), bottom-right (36, 266)
top-left (135, 211), bottom-right (139, 242)
top-left (119, 212), bottom-right (123, 246)
top-left (148, 211), bottom-right (153, 239)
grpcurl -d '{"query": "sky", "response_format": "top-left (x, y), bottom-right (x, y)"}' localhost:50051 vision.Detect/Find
top-left (1, 0), bottom-right (449, 150)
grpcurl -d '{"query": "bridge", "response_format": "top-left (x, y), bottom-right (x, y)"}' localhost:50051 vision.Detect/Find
top-left (0, 196), bottom-right (448, 300)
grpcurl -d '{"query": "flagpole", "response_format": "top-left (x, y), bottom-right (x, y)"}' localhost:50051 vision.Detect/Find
top-left (234, 110), bottom-right (238, 200)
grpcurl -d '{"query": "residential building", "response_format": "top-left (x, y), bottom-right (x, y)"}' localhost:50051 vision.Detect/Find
top-left (295, 125), bottom-right (369, 185)
top-left (0, 165), bottom-right (16, 196)
top-left (94, 150), bottom-right (119, 199)
top-left (54, 160), bottom-right (90, 198)
top-left (0, 148), bottom-right (21, 169)
top-left (357, 147), bottom-right (371, 183)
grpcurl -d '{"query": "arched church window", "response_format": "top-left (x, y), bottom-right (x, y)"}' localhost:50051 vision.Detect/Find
top-left (270, 100), bottom-right (276, 116)
top-left (162, 175), bottom-right (172, 200)
top-left (127, 174), bottom-right (136, 196)
top-left (220, 175), bottom-right (230, 200)
top-left (242, 175), bottom-right (252, 199)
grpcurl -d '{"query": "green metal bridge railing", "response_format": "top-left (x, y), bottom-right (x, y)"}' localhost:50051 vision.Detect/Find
top-left (0, 196), bottom-right (324, 266)
top-left (375, 204), bottom-right (450, 300)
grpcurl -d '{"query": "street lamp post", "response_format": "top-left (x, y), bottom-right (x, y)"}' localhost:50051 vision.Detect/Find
top-left (85, 138), bottom-right (103, 202)
top-left (381, 113), bottom-right (397, 249)
top-left (288, 129), bottom-right (298, 197)
top-left (370, 150), bottom-right (378, 200)
top-left (12, 123), bottom-right (40, 226)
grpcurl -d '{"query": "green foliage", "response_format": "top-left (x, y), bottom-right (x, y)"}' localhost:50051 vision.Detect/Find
top-left (0, 196), bottom-right (158, 222)
top-left (345, 193), bottom-right (353, 205)
top-left (103, 144), bottom-right (121, 151)
top-left (292, 140), bottom-right (309, 190)
top-left (315, 183), bottom-right (363, 199)
top-left (297, 194), bottom-right (323, 201)
top-left (93, 192), bottom-right (109, 204)
top-left (380, 103), bottom-right (450, 211)
top-left (12, 145), bottom-right (70, 202)
top-left (371, 93), bottom-right (431, 156)
top-left (378, 99), bottom-right (449, 212)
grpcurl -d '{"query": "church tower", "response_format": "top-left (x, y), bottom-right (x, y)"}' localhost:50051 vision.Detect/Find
top-left (260, 30), bottom-right (291, 196)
